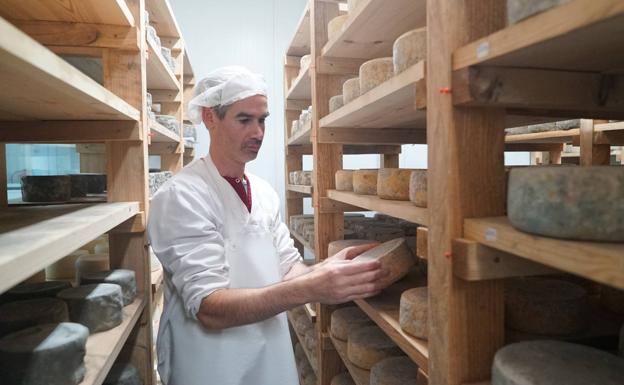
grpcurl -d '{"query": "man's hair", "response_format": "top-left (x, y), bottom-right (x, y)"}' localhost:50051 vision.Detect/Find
top-left (211, 104), bottom-right (230, 120)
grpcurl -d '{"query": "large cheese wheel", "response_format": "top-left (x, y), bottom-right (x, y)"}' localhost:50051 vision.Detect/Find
top-left (507, 0), bottom-right (571, 25)
top-left (291, 305), bottom-right (306, 319)
top-left (0, 322), bottom-right (89, 385)
top-left (492, 340), bottom-right (624, 385)
top-left (505, 278), bottom-right (589, 335)
top-left (507, 166), bottom-right (624, 241)
top-left (81, 269), bottom-right (137, 306)
top-left (331, 372), bottom-right (355, 385)
top-left (0, 298), bottom-right (69, 337)
top-left (329, 95), bottom-right (344, 113)
top-left (600, 285), bottom-right (624, 315)
top-left (289, 171), bottom-right (297, 184)
top-left (353, 169), bottom-right (378, 195)
top-left (347, 326), bottom-right (402, 369)
top-left (352, 238), bottom-right (415, 287)
top-left (290, 214), bottom-right (314, 231)
top-left (5, 281), bottom-right (71, 302)
top-left (505, 126), bottom-right (530, 135)
top-left (399, 288), bottom-right (428, 339)
top-left (392, 28), bottom-right (426, 74)
top-left (359, 57), bottom-right (394, 95)
top-left (370, 356), bottom-right (418, 385)
top-left (75, 253), bottom-right (110, 281)
top-left (57, 283), bottom-right (124, 333)
top-left (328, 239), bottom-right (376, 257)
top-left (103, 363), bottom-right (142, 385)
top-left (83, 235), bottom-right (107, 253)
top-left (335, 170), bottom-right (354, 191)
top-left (46, 249), bottom-right (89, 280)
top-left (377, 168), bottom-right (414, 200)
top-left (21, 175), bottom-right (71, 202)
top-left (328, 15), bottom-right (349, 41)
top-left (409, 170), bottom-right (427, 207)
top-left (294, 313), bottom-right (312, 335)
top-left (342, 78), bottom-right (360, 104)
top-left (330, 306), bottom-right (373, 341)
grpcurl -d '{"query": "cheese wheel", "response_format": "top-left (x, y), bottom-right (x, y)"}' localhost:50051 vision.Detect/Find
top-left (75, 253), bottom-right (110, 281)
top-left (84, 235), bottom-right (107, 253)
top-left (505, 126), bottom-right (530, 135)
top-left (0, 298), bottom-right (69, 337)
top-left (0, 322), bottom-right (89, 385)
top-left (600, 285), bottom-right (624, 315)
top-left (370, 356), bottom-right (418, 385)
top-left (329, 94), bottom-right (344, 113)
top-left (290, 214), bottom-right (314, 231)
top-left (335, 170), bottom-right (354, 191)
top-left (505, 278), bottom-right (589, 335)
top-left (507, 0), bottom-right (571, 25)
top-left (301, 171), bottom-right (313, 186)
top-left (353, 169), bottom-right (378, 195)
top-left (291, 305), bottom-right (306, 319)
top-left (294, 313), bottom-right (312, 335)
top-left (81, 269), bottom-right (137, 306)
top-left (21, 175), bottom-right (71, 202)
top-left (392, 28), bottom-right (426, 74)
top-left (103, 363), bottom-right (141, 385)
top-left (46, 249), bottom-right (89, 280)
top-left (399, 288), bottom-right (428, 339)
top-left (289, 171), bottom-right (297, 184)
top-left (57, 283), bottom-right (124, 333)
top-left (359, 57), bottom-right (394, 95)
top-left (300, 54), bottom-right (312, 70)
top-left (290, 121), bottom-right (299, 137)
top-left (331, 372), bottom-right (356, 385)
top-left (507, 166), bottom-right (624, 241)
top-left (331, 306), bottom-right (374, 341)
top-left (373, 213), bottom-right (393, 223)
top-left (328, 239), bottom-right (376, 257)
top-left (347, 326), bottom-right (402, 369)
top-left (328, 15), bottom-right (349, 41)
top-left (353, 238), bottom-right (415, 287)
top-left (409, 170), bottom-right (427, 207)
top-left (492, 340), bottom-right (624, 385)
top-left (5, 281), bottom-right (72, 302)
top-left (342, 78), bottom-right (360, 104)
top-left (377, 168), bottom-right (414, 200)
top-left (94, 242), bottom-right (109, 254)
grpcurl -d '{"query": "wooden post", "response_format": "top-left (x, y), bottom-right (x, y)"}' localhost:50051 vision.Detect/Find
top-left (0, 144), bottom-right (6, 207)
top-left (580, 119), bottom-right (611, 166)
top-left (427, 1), bottom-right (506, 384)
top-left (380, 153), bottom-right (399, 168)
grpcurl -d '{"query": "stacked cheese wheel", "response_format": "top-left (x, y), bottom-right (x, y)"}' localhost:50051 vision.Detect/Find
top-left (392, 28), bottom-right (427, 74)
top-left (378, 168), bottom-right (415, 201)
top-left (352, 238), bottom-right (414, 288)
top-left (347, 326), bottom-right (402, 369)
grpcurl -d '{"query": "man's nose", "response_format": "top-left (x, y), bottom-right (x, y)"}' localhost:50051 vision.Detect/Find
top-left (251, 121), bottom-right (265, 140)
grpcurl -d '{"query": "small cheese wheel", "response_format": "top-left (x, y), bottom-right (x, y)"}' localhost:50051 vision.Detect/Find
top-left (359, 57), bottom-right (394, 95)
top-left (377, 168), bottom-right (414, 200)
top-left (600, 285), bottom-right (624, 315)
top-left (329, 94), bottom-right (344, 113)
top-left (393, 28), bottom-right (427, 74)
top-left (373, 213), bottom-right (393, 223)
top-left (352, 238), bottom-right (415, 287)
top-left (294, 313), bottom-right (312, 334)
top-left (507, 0), bottom-right (571, 25)
top-left (331, 306), bottom-right (373, 341)
top-left (0, 298), bottom-right (69, 337)
top-left (347, 326), bottom-right (402, 369)
top-left (331, 372), bottom-right (356, 385)
top-left (353, 169), bottom-right (378, 195)
top-left (342, 78), bottom-right (360, 104)
top-left (328, 15), bottom-right (349, 41)
top-left (57, 283), bottom-right (124, 333)
top-left (291, 121), bottom-right (299, 137)
top-left (507, 166), bottom-right (624, 241)
top-left (505, 278), bottom-right (589, 336)
top-left (46, 249), bottom-right (89, 280)
top-left (301, 171), bottom-right (313, 186)
top-left (6, 281), bottom-right (71, 302)
top-left (289, 171), bottom-right (297, 184)
top-left (300, 54), bottom-right (312, 70)
top-left (328, 239), bottom-right (376, 257)
top-left (370, 356), bottom-right (418, 385)
top-left (0, 322), bottom-right (89, 385)
top-left (81, 269), bottom-right (137, 306)
top-left (399, 288), bottom-right (428, 339)
top-left (291, 305), bottom-right (306, 319)
top-left (409, 170), bottom-right (427, 207)
top-left (75, 253), bottom-right (110, 282)
top-left (492, 340), bottom-right (624, 385)
top-left (103, 363), bottom-right (142, 385)
top-left (335, 170), bottom-right (354, 191)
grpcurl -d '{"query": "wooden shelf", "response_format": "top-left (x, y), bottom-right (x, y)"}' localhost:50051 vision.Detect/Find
top-left (322, 0), bottom-right (426, 60)
top-left (0, 0), bottom-right (134, 26)
top-left (329, 334), bottom-right (370, 385)
top-left (505, 129), bottom-right (580, 144)
top-left (146, 0), bottom-right (181, 38)
top-left (149, 119), bottom-right (181, 143)
top-left (287, 311), bottom-right (318, 377)
top-left (146, 38), bottom-right (179, 91)
top-left (287, 4), bottom-right (310, 56)
top-left (288, 184), bottom-right (313, 195)
top-left (0, 202), bottom-right (140, 294)
top-left (0, 17), bottom-right (139, 121)
top-left (79, 297), bottom-right (146, 385)
top-left (290, 226), bottom-right (315, 253)
top-left (305, 303), bottom-right (317, 323)
top-left (287, 66), bottom-right (311, 100)
top-left (183, 48), bottom-right (194, 80)
top-left (464, 216), bottom-right (624, 290)
top-left (288, 120), bottom-right (312, 146)
top-left (327, 190), bottom-right (428, 226)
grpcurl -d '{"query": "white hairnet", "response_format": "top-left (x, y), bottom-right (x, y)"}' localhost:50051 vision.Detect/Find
top-left (187, 66), bottom-right (268, 124)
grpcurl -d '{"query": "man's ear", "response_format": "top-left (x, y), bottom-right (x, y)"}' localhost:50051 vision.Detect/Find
top-left (202, 107), bottom-right (215, 128)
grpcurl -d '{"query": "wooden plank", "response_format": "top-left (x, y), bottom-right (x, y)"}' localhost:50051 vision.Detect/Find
top-left (0, 0), bottom-right (135, 26)
top-left (452, 0), bottom-right (624, 73)
top-left (464, 217), bottom-right (624, 290)
top-left (580, 119), bottom-right (611, 166)
top-left (149, 119), bottom-right (181, 143)
top-left (327, 190), bottom-right (428, 225)
top-left (0, 203), bottom-right (139, 294)
top-left (287, 66), bottom-right (312, 100)
top-left (183, 48), bottom-right (194, 78)
top-left (146, 38), bottom-right (179, 90)
top-left (0, 121), bottom-right (141, 142)
top-left (150, 89), bottom-right (182, 103)
top-left (317, 56), bottom-right (365, 75)
top-left (504, 129), bottom-right (580, 144)
top-left (504, 143), bottom-right (564, 152)
top-left (318, 197), bottom-right (366, 214)
top-left (146, 0), bottom-right (181, 38)
top-left (416, 226), bottom-right (428, 259)
top-left (149, 142), bottom-right (181, 154)
top-left (286, 99), bottom-right (313, 111)
top-left (322, 0), bottom-right (426, 59)
top-left (287, 144), bottom-right (403, 156)
top-left (319, 127), bottom-right (427, 145)
top-left (329, 335), bottom-right (370, 385)
top-left (288, 184), bottom-right (313, 195)
top-left (0, 18), bottom-right (139, 121)
top-left (305, 303), bottom-right (318, 323)
top-left (320, 62), bottom-right (426, 129)
top-left (287, 312), bottom-right (319, 378)
top-left (287, 4), bottom-right (311, 56)
top-left (0, 144), bottom-right (6, 208)
top-left (290, 226), bottom-right (315, 253)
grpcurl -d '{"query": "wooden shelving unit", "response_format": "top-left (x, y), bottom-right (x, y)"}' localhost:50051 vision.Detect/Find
top-left (288, 184), bottom-right (313, 195)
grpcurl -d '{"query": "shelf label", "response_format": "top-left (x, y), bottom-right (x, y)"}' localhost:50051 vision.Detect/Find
top-left (485, 227), bottom-right (497, 241)
top-left (477, 41), bottom-right (490, 59)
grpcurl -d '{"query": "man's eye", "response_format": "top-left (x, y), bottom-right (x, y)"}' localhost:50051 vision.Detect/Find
top-left (259, 119), bottom-right (266, 125)
top-left (239, 119), bottom-right (251, 124)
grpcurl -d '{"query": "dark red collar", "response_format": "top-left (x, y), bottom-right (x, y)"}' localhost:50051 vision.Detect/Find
top-left (222, 175), bottom-right (252, 213)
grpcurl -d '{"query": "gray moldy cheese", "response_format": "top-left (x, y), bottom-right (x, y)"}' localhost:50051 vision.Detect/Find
top-left (492, 340), bottom-right (624, 385)
top-left (399, 287), bottom-right (428, 339)
top-left (507, 0), bottom-right (571, 25)
top-left (342, 78), bottom-right (360, 104)
top-left (505, 278), bottom-right (589, 336)
top-left (103, 363), bottom-right (142, 385)
top-left (335, 170), bottom-right (354, 191)
top-left (57, 283), bottom-right (124, 333)
top-left (331, 372), bottom-right (356, 385)
top-left (330, 306), bottom-right (374, 341)
top-left (21, 175), bottom-right (71, 202)
top-left (347, 326), bottom-right (403, 369)
top-left (0, 322), bottom-right (89, 385)
top-left (377, 168), bottom-right (414, 201)
top-left (0, 298), bottom-right (69, 337)
top-left (5, 281), bottom-right (72, 302)
top-left (409, 170), bottom-right (427, 207)
top-left (81, 269), bottom-right (137, 306)
top-left (359, 57), bottom-right (394, 95)
top-left (353, 169), bottom-right (378, 195)
top-left (370, 356), bottom-right (418, 385)
top-left (507, 166), bottom-right (624, 242)
top-left (352, 238), bottom-right (415, 288)
top-left (392, 28), bottom-right (426, 75)
top-left (329, 95), bottom-right (344, 113)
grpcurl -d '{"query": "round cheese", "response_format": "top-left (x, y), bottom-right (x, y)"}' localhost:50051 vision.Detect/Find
top-left (377, 168), bottom-right (414, 201)
top-left (370, 356), bottom-right (418, 385)
top-left (507, 166), bottom-right (624, 241)
top-left (103, 363), bottom-right (142, 385)
top-left (329, 95), bottom-right (344, 113)
top-left (342, 78), bottom-right (360, 104)
top-left (505, 126), bottom-right (530, 135)
top-left (57, 283), bottom-right (124, 333)
top-left (289, 171), bottom-right (297, 184)
top-left (353, 169), bottom-right (378, 195)
top-left (300, 54), bottom-right (312, 70)
top-left (291, 121), bottom-right (299, 137)
top-left (359, 57), bottom-right (394, 95)
top-left (399, 287), bottom-right (428, 339)
top-left (409, 170), bottom-right (427, 207)
top-left (328, 239), bottom-right (376, 257)
top-left (600, 285), bottom-right (624, 315)
top-left (80, 269), bottom-right (137, 306)
top-left (331, 372), bottom-right (355, 385)
top-left (507, 0), bottom-right (571, 25)
top-left (347, 326), bottom-right (402, 369)
top-left (0, 322), bottom-right (89, 385)
top-left (94, 242), bottom-right (109, 254)
top-left (294, 313), bottom-right (312, 335)
top-left (352, 238), bottom-right (415, 287)
top-left (492, 340), bottom-right (624, 385)
top-left (46, 250), bottom-right (89, 280)
top-left (84, 235), bottom-right (107, 253)
top-left (21, 175), bottom-right (71, 202)
top-left (393, 28), bottom-right (427, 75)
top-left (331, 306), bottom-right (373, 341)
top-left (0, 298), bottom-right (69, 337)
top-left (301, 171), bottom-right (313, 186)
top-left (75, 253), bottom-right (110, 282)
top-left (335, 170), bottom-right (354, 191)
top-left (328, 15), bottom-right (349, 41)
top-left (291, 306), bottom-right (306, 319)
top-left (505, 278), bottom-right (589, 336)
top-left (5, 281), bottom-right (72, 302)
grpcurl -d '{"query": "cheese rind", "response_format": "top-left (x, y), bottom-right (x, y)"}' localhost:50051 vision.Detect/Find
top-left (359, 57), bottom-right (394, 95)
top-left (57, 283), bottom-right (124, 333)
top-left (409, 170), bottom-right (427, 207)
top-left (6, 281), bottom-right (72, 302)
top-left (331, 372), bottom-right (356, 385)
top-left (330, 306), bottom-right (373, 341)
top-left (352, 238), bottom-right (415, 288)
top-left (75, 253), bottom-right (110, 282)
top-left (507, 0), bottom-right (571, 25)
top-left (335, 170), bottom-right (354, 191)
top-left (0, 298), bottom-right (69, 337)
top-left (353, 169), bottom-right (378, 195)
top-left (392, 28), bottom-right (427, 74)
top-left (347, 326), bottom-right (402, 369)
top-left (399, 287), bottom-right (428, 339)
top-left (328, 15), bottom-right (349, 41)
top-left (81, 269), bottom-right (137, 306)
top-left (329, 95), bottom-right (344, 113)
top-left (343, 78), bottom-right (360, 104)
top-left (370, 357), bottom-right (418, 385)
top-left (377, 168), bottom-right (414, 201)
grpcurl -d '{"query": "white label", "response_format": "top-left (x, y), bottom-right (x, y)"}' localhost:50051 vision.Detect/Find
top-left (485, 228), bottom-right (497, 241)
top-left (477, 41), bottom-right (490, 59)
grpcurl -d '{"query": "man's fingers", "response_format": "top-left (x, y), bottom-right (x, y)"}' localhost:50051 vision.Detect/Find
top-left (330, 259), bottom-right (381, 276)
top-left (344, 242), bottom-right (380, 260)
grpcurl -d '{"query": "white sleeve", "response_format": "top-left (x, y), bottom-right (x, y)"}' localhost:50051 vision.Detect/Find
top-left (148, 184), bottom-right (230, 319)
top-left (271, 205), bottom-right (303, 277)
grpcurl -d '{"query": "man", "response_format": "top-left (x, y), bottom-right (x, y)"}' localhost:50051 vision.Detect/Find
top-left (148, 66), bottom-right (386, 385)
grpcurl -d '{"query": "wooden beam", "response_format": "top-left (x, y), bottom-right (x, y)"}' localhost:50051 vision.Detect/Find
top-left (0, 121), bottom-right (141, 142)
top-left (317, 56), bottom-right (365, 75)
top-left (344, 145), bottom-right (402, 155)
top-left (149, 142), bottom-right (181, 155)
top-left (318, 197), bottom-right (364, 213)
top-left (380, 153), bottom-right (399, 168)
top-left (0, 144), bottom-right (7, 208)
top-left (318, 127), bottom-right (427, 144)
top-left (580, 119), bottom-right (611, 166)
top-left (504, 143), bottom-right (564, 152)
top-left (594, 130), bottom-right (624, 145)
top-left (285, 99), bottom-right (312, 111)
top-left (149, 89), bottom-right (182, 103)
top-left (108, 212), bottom-right (146, 233)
